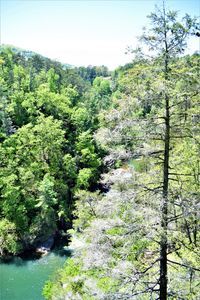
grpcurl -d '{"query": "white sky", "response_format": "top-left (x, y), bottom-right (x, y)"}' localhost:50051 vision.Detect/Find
top-left (1, 0), bottom-right (200, 69)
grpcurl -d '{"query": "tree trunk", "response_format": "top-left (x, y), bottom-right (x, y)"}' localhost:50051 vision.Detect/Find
top-left (160, 90), bottom-right (170, 299)
top-left (159, 5), bottom-right (170, 297)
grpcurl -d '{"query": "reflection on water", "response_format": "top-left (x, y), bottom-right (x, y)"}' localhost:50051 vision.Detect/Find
top-left (0, 246), bottom-right (71, 300)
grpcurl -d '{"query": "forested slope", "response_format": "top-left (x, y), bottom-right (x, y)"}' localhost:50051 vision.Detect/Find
top-left (0, 5), bottom-right (199, 300)
top-left (43, 7), bottom-right (200, 300)
top-left (0, 46), bottom-right (111, 255)
top-left (43, 52), bottom-right (200, 300)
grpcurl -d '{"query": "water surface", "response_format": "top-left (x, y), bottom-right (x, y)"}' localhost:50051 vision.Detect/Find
top-left (0, 248), bottom-right (69, 300)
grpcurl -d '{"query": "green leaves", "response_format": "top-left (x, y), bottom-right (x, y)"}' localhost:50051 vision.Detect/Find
top-left (76, 168), bottom-right (94, 190)
top-left (142, 6), bottom-right (197, 57)
top-left (0, 116), bottom-right (65, 247)
top-left (0, 46), bottom-right (104, 256)
top-left (44, 39), bottom-right (199, 300)
top-left (0, 219), bottom-right (21, 255)
top-left (63, 154), bottom-right (77, 181)
top-left (35, 174), bottom-right (57, 209)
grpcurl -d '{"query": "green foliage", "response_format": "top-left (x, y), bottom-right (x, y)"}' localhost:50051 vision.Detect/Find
top-left (93, 77), bottom-right (111, 96)
top-left (75, 131), bottom-right (102, 188)
top-left (128, 239), bottom-right (149, 262)
top-left (63, 154), bottom-right (77, 182)
top-left (76, 65), bottom-right (110, 83)
top-left (35, 174), bottom-right (57, 209)
top-left (0, 46), bottom-right (103, 255)
top-left (63, 259), bottom-right (81, 277)
top-left (44, 28), bottom-right (199, 300)
top-left (76, 168), bottom-right (94, 190)
top-left (42, 281), bottom-right (54, 300)
top-left (47, 68), bottom-right (59, 92)
top-left (96, 277), bottom-right (119, 292)
top-left (129, 158), bottom-right (148, 173)
top-left (106, 227), bottom-right (125, 236)
top-left (73, 191), bottom-right (101, 231)
top-left (0, 219), bottom-right (21, 255)
top-left (1, 8), bottom-right (199, 299)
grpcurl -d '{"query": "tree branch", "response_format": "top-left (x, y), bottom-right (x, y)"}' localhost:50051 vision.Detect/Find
top-left (167, 259), bottom-right (200, 272)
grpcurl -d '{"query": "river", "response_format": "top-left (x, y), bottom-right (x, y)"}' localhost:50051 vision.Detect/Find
top-left (0, 247), bottom-right (70, 300)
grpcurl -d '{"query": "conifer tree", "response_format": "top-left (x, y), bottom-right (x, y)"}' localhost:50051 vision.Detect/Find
top-left (140, 3), bottom-right (199, 298)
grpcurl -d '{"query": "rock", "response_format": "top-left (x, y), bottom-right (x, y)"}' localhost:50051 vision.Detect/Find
top-left (36, 236), bottom-right (54, 254)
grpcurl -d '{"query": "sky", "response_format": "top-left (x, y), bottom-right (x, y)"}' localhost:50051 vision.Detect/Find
top-left (1, 0), bottom-right (200, 69)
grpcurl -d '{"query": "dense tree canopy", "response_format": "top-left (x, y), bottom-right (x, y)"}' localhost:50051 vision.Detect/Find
top-left (43, 5), bottom-right (199, 300)
top-left (0, 46), bottom-right (111, 255)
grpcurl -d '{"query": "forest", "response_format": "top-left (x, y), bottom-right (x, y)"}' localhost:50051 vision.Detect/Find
top-left (0, 5), bottom-right (199, 300)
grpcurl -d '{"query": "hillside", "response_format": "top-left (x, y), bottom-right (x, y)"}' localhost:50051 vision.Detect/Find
top-left (0, 45), bottom-right (112, 255)
top-left (0, 5), bottom-right (199, 300)
top-left (43, 52), bottom-right (200, 300)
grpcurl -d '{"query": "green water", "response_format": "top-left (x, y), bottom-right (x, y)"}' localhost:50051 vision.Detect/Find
top-left (0, 248), bottom-right (69, 300)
